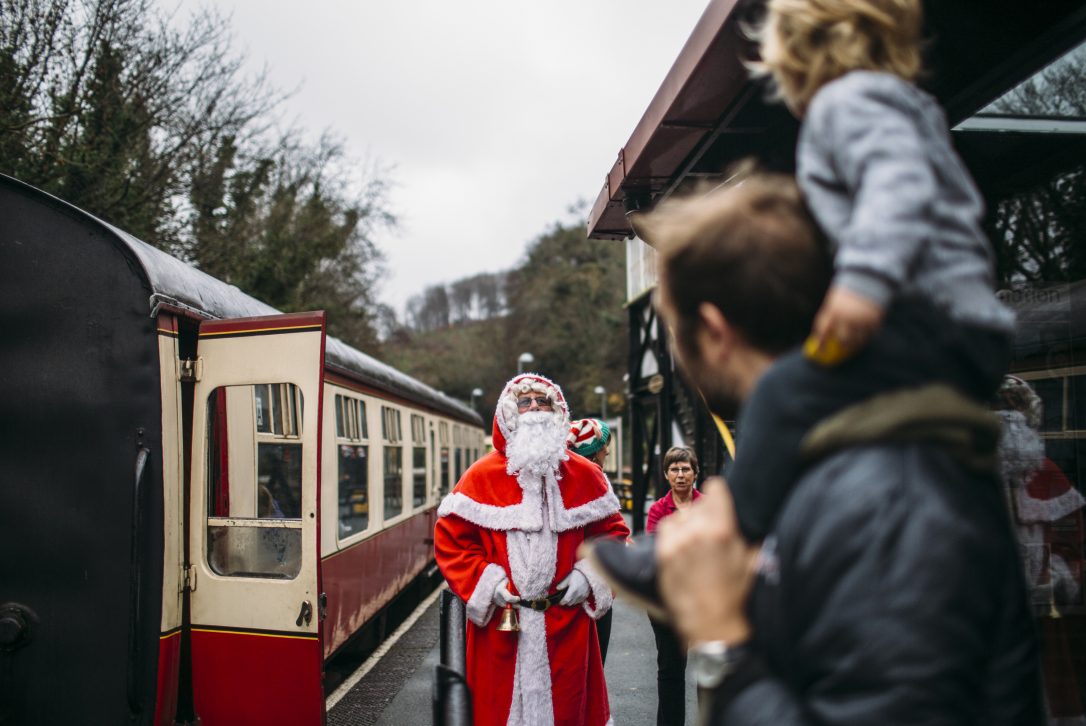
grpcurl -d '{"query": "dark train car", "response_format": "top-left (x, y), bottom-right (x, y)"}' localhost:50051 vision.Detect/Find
top-left (0, 174), bottom-right (485, 725)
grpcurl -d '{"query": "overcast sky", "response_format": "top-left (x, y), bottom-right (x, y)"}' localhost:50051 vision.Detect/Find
top-left (164, 1), bottom-right (710, 313)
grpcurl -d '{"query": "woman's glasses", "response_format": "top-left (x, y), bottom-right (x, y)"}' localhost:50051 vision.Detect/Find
top-left (667, 466), bottom-right (694, 475)
top-left (516, 395), bottom-right (553, 410)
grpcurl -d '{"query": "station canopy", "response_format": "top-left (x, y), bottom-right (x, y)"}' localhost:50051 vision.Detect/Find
top-left (587, 0), bottom-right (1086, 242)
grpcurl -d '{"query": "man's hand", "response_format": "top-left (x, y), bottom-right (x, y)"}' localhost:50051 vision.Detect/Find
top-left (492, 579), bottom-right (520, 608)
top-left (657, 478), bottom-right (757, 645)
top-left (558, 569), bottom-right (590, 606)
top-left (809, 285), bottom-right (885, 359)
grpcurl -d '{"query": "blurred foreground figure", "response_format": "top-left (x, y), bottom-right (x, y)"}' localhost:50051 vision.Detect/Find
top-left (621, 173), bottom-right (1042, 724)
top-left (435, 374), bottom-right (629, 726)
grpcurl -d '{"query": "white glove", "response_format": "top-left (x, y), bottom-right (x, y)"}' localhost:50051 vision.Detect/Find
top-left (558, 569), bottom-right (590, 606)
top-left (492, 579), bottom-right (520, 608)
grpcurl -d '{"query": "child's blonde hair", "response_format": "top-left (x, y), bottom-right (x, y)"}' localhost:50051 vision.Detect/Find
top-left (750, 0), bottom-right (923, 115)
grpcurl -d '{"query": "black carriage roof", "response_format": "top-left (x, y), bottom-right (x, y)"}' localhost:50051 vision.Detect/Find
top-left (2, 174), bottom-right (484, 427)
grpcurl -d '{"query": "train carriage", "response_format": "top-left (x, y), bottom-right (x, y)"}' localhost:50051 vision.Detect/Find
top-left (0, 173), bottom-right (485, 725)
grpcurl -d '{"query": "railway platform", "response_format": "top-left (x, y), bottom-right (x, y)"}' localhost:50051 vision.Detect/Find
top-left (326, 587), bottom-right (699, 725)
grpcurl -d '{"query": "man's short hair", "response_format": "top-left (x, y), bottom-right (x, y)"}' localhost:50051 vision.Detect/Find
top-left (641, 171), bottom-right (831, 357)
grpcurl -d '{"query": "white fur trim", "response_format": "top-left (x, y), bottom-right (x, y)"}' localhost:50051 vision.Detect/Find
top-left (1015, 485), bottom-right (1086, 524)
top-left (465, 563), bottom-right (509, 627)
top-left (508, 608), bottom-right (553, 726)
top-left (438, 491), bottom-right (544, 532)
top-left (438, 474), bottom-right (621, 535)
top-left (506, 494), bottom-right (558, 726)
top-left (574, 558), bottom-right (614, 620)
top-left (546, 474), bottom-right (622, 533)
top-left (496, 373), bottom-right (571, 443)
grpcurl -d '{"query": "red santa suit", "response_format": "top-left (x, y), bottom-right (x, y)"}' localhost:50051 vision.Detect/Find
top-left (435, 374), bottom-right (630, 726)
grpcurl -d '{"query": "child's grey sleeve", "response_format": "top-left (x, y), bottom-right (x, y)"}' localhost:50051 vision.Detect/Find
top-left (805, 74), bottom-right (937, 308)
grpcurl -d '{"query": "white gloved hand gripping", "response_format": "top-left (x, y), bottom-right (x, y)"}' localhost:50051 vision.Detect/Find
top-left (492, 578), bottom-right (520, 608)
top-left (558, 568), bottom-right (590, 606)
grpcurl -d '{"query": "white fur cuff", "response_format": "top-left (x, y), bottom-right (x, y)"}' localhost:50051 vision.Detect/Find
top-left (466, 563), bottom-right (509, 626)
top-left (574, 557), bottom-right (614, 621)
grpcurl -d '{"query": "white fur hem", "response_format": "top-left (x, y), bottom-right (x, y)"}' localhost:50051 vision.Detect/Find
top-left (574, 558), bottom-right (614, 620)
top-left (465, 563), bottom-right (508, 627)
top-left (546, 479), bottom-right (622, 533)
top-left (1016, 484), bottom-right (1086, 523)
top-left (439, 483), bottom-right (621, 535)
top-left (438, 491), bottom-right (544, 531)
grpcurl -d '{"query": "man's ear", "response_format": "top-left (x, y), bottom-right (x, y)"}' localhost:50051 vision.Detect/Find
top-left (696, 303), bottom-right (736, 362)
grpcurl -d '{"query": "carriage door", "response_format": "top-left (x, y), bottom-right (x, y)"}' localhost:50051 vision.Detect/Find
top-left (187, 312), bottom-right (326, 725)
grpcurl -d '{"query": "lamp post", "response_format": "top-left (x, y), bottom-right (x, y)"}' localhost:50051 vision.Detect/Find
top-left (517, 352), bottom-right (535, 374)
top-left (470, 387), bottom-right (483, 410)
top-left (593, 385), bottom-right (607, 419)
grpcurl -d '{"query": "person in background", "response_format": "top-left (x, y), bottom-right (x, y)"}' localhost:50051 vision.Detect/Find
top-left (435, 374), bottom-right (629, 726)
top-left (646, 446), bottom-right (702, 726)
top-left (568, 417), bottom-right (618, 665)
top-left (995, 374), bottom-right (1086, 724)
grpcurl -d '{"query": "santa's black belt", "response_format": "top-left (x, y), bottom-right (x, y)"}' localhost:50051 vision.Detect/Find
top-left (517, 589), bottom-right (567, 612)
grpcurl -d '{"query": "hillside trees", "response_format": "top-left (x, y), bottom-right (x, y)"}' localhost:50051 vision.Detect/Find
top-left (0, 0), bottom-right (394, 348)
top-left (386, 217), bottom-right (627, 420)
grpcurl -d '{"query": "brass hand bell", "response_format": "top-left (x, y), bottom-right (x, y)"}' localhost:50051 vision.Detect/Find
top-left (497, 603), bottom-right (520, 632)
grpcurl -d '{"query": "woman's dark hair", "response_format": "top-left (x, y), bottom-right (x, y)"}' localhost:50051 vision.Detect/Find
top-left (662, 446), bottom-right (699, 474)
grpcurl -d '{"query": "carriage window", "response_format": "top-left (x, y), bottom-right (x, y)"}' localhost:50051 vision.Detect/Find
top-left (411, 414), bottom-right (427, 507)
top-left (206, 383), bottom-right (303, 580)
top-left (335, 394), bottom-right (370, 538)
top-left (338, 445), bottom-right (369, 537)
top-left (384, 447), bottom-right (403, 519)
top-left (382, 406), bottom-right (404, 518)
top-left (335, 394), bottom-right (367, 441)
top-left (412, 446), bottom-right (427, 507)
top-left (440, 447), bottom-right (450, 496)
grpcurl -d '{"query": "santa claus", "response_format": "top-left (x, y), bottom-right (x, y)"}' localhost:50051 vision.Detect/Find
top-left (435, 373), bottom-right (630, 726)
top-left (996, 374), bottom-right (1086, 725)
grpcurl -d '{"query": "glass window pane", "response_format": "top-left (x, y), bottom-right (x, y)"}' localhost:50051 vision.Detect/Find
top-left (205, 383), bottom-right (304, 580)
top-left (440, 447), bottom-right (450, 497)
top-left (1069, 376), bottom-right (1086, 432)
top-left (359, 400), bottom-right (368, 439)
top-left (207, 524), bottom-right (301, 579)
top-left (258, 443), bottom-right (302, 518)
top-left (413, 446), bottom-right (427, 507)
top-left (1032, 377), bottom-right (1065, 433)
top-left (384, 447), bottom-right (403, 519)
top-left (255, 385), bottom-right (271, 434)
top-left (338, 444), bottom-right (368, 537)
top-left (335, 395), bottom-right (345, 438)
top-left (987, 39), bottom-right (1086, 721)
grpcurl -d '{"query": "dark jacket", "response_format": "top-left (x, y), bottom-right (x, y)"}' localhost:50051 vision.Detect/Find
top-left (707, 387), bottom-right (1043, 724)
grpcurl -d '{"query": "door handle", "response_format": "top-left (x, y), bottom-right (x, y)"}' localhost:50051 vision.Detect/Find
top-left (296, 600), bottom-right (312, 627)
top-left (318, 593), bottom-right (328, 621)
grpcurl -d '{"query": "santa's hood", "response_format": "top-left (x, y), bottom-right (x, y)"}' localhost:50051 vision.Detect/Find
top-left (439, 373), bottom-right (620, 532)
top-left (490, 372), bottom-right (571, 455)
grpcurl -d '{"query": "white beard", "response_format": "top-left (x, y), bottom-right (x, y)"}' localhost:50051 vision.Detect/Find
top-left (505, 411), bottom-right (569, 485)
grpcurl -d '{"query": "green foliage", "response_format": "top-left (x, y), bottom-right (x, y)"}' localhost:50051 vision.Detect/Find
top-left (984, 46), bottom-right (1086, 286)
top-left (0, 0), bottom-right (395, 349)
top-left (386, 216), bottom-right (627, 420)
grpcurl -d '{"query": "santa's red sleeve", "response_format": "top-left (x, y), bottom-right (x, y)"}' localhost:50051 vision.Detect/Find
top-left (585, 511), bottom-right (631, 542)
top-left (434, 514), bottom-right (509, 626)
top-left (574, 511), bottom-right (631, 620)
